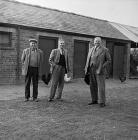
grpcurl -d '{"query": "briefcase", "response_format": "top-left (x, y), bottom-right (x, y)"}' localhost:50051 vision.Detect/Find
top-left (41, 73), bottom-right (52, 85)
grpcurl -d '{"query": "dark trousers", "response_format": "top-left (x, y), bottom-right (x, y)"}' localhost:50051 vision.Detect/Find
top-left (89, 66), bottom-right (106, 103)
top-left (49, 65), bottom-right (65, 100)
top-left (25, 66), bottom-right (38, 99)
top-left (89, 66), bottom-right (98, 102)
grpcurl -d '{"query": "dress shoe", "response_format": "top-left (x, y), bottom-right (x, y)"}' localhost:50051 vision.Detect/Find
top-left (48, 99), bottom-right (53, 102)
top-left (99, 103), bottom-right (106, 107)
top-left (88, 101), bottom-right (98, 105)
top-left (24, 98), bottom-right (29, 102)
top-left (33, 98), bottom-right (38, 102)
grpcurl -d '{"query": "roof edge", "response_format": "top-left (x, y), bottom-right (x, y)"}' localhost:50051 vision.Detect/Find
top-left (0, 22), bottom-right (131, 43)
top-left (110, 21), bottom-right (138, 29)
top-left (4, 0), bottom-right (108, 22)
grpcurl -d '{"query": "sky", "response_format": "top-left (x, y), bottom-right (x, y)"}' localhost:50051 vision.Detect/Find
top-left (15, 0), bottom-right (138, 27)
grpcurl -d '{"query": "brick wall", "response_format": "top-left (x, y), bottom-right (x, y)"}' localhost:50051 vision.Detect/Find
top-left (0, 27), bottom-right (18, 84)
top-left (0, 26), bottom-right (107, 84)
top-left (18, 29), bottom-right (94, 81)
top-left (19, 29), bottom-right (76, 81)
top-left (0, 26), bottom-right (130, 84)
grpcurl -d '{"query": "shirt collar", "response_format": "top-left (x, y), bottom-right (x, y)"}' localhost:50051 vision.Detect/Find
top-left (31, 47), bottom-right (38, 51)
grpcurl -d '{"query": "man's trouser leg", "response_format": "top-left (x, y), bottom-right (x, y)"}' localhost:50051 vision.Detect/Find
top-left (89, 66), bottom-right (98, 102)
top-left (32, 67), bottom-right (39, 99)
top-left (49, 65), bottom-right (61, 100)
top-left (56, 67), bottom-right (65, 99)
top-left (25, 67), bottom-right (32, 99)
top-left (96, 74), bottom-right (105, 104)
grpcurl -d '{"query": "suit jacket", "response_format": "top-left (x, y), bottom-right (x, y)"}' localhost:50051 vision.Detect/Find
top-left (21, 48), bottom-right (43, 76)
top-left (49, 48), bottom-right (70, 73)
top-left (85, 46), bottom-right (111, 75)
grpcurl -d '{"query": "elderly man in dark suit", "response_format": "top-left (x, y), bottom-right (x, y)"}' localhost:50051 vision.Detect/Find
top-left (85, 37), bottom-right (111, 107)
top-left (21, 38), bottom-right (43, 102)
top-left (48, 39), bottom-right (70, 101)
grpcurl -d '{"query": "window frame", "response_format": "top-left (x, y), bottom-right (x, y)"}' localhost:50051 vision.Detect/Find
top-left (0, 31), bottom-right (12, 50)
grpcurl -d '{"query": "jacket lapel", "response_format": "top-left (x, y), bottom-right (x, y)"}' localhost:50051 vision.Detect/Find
top-left (95, 46), bottom-right (104, 57)
top-left (85, 47), bottom-right (94, 69)
top-left (56, 49), bottom-right (61, 62)
top-left (88, 47), bottom-right (94, 59)
top-left (64, 49), bottom-right (68, 64)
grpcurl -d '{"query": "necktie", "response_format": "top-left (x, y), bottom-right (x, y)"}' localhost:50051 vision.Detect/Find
top-left (94, 46), bottom-right (97, 53)
top-left (89, 47), bottom-right (97, 66)
top-left (61, 49), bottom-right (64, 55)
top-left (32, 48), bottom-right (37, 52)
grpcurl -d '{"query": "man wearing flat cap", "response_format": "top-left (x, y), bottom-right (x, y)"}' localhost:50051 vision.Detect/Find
top-left (21, 38), bottom-right (43, 102)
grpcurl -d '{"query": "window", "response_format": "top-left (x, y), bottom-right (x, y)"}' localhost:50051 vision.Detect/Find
top-left (0, 32), bottom-right (11, 48)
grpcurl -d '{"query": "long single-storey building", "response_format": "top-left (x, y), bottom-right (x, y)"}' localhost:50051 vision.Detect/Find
top-left (0, 0), bottom-right (138, 84)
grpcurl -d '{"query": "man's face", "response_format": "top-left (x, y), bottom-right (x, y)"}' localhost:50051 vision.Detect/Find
top-left (59, 41), bottom-right (65, 49)
top-left (30, 42), bottom-right (37, 48)
top-left (94, 38), bottom-right (101, 47)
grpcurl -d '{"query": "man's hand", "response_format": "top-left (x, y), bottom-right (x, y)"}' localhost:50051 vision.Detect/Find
top-left (96, 70), bottom-right (100, 75)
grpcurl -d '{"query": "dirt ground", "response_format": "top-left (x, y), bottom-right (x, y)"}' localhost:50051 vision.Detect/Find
top-left (0, 79), bottom-right (138, 140)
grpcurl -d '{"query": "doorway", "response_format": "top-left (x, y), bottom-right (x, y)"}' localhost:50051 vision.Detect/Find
top-left (39, 36), bottom-right (58, 75)
top-left (73, 40), bottom-right (89, 78)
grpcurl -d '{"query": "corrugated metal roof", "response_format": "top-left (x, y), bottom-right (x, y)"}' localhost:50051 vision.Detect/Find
top-left (0, 0), bottom-right (130, 41)
top-left (109, 22), bottom-right (138, 43)
top-left (122, 25), bottom-right (138, 37)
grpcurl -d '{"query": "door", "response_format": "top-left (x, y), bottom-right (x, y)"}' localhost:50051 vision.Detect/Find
top-left (39, 36), bottom-right (58, 75)
top-left (113, 45), bottom-right (125, 78)
top-left (106, 42), bottom-right (114, 78)
top-left (73, 40), bottom-right (89, 78)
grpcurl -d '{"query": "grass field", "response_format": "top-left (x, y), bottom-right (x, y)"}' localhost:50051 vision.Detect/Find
top-left (0, 79), bottom-right (138, 140)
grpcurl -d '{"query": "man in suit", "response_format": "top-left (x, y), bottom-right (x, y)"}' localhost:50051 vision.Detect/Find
top-left (85, 37), bottom-right (111, 107)
top-left (48, 39), bottom-right (70, 101)
top-left (21, 38), bottom-right (43, 102)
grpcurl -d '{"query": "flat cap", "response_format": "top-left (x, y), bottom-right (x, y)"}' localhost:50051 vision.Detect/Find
top-left (29, 38), bottom-right (37, 43)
